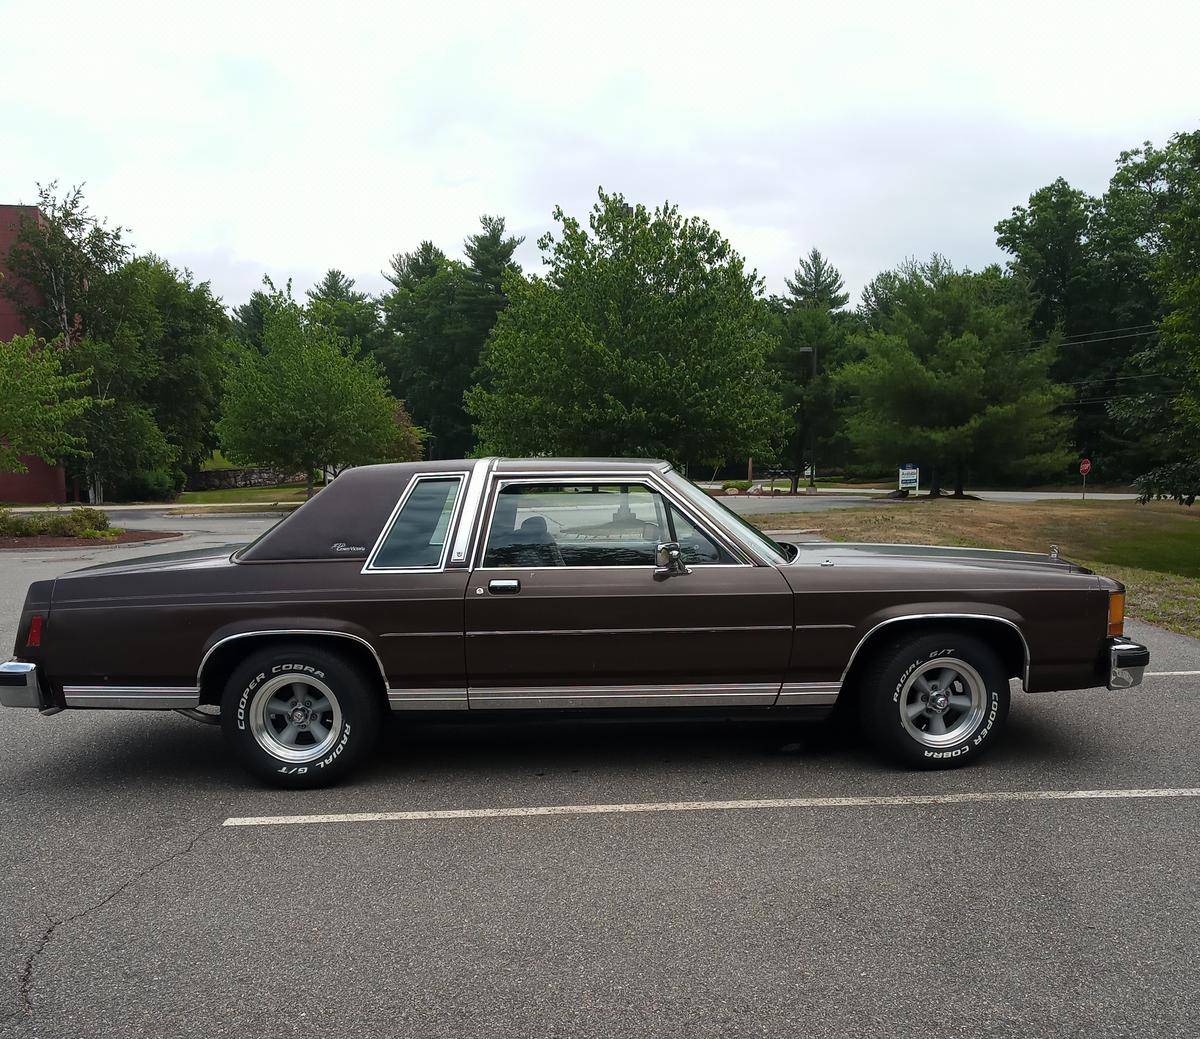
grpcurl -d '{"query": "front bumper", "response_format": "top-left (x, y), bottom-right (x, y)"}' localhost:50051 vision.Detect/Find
top-left (1107, 639), bottom-right (1150, 690)
top-left (0, 660), bottom-right (44, 708)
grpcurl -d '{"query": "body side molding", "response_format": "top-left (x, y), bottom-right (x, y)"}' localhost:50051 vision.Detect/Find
top-left (62, 686), bottom-right (201, 709)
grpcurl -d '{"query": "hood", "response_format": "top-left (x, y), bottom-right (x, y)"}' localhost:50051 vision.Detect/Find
top-left (57, 544), bottom-right (244, 579)
top-left (785, 541), bottom-right (1092, 576)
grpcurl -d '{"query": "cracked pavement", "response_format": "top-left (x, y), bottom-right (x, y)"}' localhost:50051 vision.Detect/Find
top-left (2, 528), bottom-right (1200, 1038)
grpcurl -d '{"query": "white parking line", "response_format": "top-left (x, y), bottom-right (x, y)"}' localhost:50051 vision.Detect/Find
top-left (224, 787), bottom-right (1200, 829)
top-left (1146, 671), bottom-right (1200, 677)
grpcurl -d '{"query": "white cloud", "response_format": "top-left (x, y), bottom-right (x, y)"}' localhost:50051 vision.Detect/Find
top-left (2, 0), bottom-right (1197, 307)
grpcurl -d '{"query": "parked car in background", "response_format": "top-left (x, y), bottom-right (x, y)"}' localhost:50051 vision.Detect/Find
top-left (2, 458), bottom-right (1149, 786)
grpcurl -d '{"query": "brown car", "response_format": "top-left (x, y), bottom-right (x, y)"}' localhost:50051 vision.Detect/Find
top-left (1, 458), bottom-right (1149, 786)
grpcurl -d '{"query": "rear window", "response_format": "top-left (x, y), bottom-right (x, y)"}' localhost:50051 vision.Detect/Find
top-left (368, 476), bottom-right (463, 570)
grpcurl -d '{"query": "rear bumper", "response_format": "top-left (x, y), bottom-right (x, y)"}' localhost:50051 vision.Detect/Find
top-left (0, 660), bottom-right (45, 708)
top-left (1107, 639), bottom-right (1150, 690)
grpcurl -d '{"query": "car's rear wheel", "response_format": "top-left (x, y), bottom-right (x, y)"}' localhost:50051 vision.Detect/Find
top-left (858, 630), bottom-right (1010, 768)
top-left (220, 642), bottom-right (383, 787)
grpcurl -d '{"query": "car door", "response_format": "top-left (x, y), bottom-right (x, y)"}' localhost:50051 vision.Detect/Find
top-left (464, 477), bottom-right (793, 708)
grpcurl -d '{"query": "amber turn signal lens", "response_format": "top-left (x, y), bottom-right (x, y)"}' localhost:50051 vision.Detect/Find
top-left (26, 614), bottom-right (44, 648)
top-left (1107, 592), bottom-right (1125, 637)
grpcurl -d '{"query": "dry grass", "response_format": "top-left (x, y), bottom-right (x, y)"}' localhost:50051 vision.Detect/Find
top-left (753, 499), bottom-right (1200, 639)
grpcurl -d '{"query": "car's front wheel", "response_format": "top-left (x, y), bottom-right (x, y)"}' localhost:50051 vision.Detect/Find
top-left (220, 642), bottom-right (383, 787)
top-left (858, 630), bottom-right (1010, 768)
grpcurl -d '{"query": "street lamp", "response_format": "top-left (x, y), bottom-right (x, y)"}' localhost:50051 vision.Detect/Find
top-left (797, 345), bottom-right (818, 491)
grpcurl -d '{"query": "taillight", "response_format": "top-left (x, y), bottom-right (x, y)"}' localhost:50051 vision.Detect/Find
top-left (1107, 592), bottom-right (1125, 637)
top-left (26, 614), bottom-right (44, 648)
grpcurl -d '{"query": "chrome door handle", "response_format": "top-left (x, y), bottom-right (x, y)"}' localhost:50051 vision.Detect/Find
top-left (488, 579), bottom-right (521, 595)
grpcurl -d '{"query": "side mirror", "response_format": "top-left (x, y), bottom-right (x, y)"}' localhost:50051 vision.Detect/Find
top-left (655, 541), bottom-right (691, 577)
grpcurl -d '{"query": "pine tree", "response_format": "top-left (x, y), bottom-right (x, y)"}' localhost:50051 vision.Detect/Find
top-left (785, 248), bottom-right (849, 310)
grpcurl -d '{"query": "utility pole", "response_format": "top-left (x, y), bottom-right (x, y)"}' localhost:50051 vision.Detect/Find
top-left (797, 345), bottom-right (818, 491)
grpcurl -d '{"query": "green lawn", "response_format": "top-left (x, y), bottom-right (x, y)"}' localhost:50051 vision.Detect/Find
top-left (751, 498), bottom-right (1200, 638)
top-left (176, 484), bottom-right (312, 504)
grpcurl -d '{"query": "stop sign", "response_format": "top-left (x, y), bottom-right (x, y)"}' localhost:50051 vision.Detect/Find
top-left (1080, 458), bottom-right (1092, 476)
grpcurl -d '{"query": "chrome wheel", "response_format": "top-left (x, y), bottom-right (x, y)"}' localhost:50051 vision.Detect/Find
top-left (248, 673), bottom-right (343, 764)
top-left (898, 657), bottom-right (987, 749)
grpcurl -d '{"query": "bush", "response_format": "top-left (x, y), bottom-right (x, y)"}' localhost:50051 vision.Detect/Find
top-left (0, 509), bottom-right (35, 536)
top-left (80, 527), bottom-right (119, 540)
top-left (722, 480), bottom-right (753, 492)
top-left (0, 507), bottom-right (110, 538)
top-left (112, 468), bottom-right (182, 502)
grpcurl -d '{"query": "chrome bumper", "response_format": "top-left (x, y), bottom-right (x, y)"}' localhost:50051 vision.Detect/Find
top-left (1108, 639), bottom-right (1150, 690)
top-left (0, 660), bottom-right (44, 708)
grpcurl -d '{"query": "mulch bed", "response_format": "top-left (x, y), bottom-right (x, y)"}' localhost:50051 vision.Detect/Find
top-left (0, 530), bottom-right (183, 550)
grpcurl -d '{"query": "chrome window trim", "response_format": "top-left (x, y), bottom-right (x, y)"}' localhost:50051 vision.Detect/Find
top-left (449, 457), bottom-right (495, 565)
top-left (839, 613), bottom-right (1032, 689)
top-left (196, 629), bottom-right (389, 691)
top-left (361, 472), bottom-right (468, 575)
top-left (472, 472), bottom-right (753, 570)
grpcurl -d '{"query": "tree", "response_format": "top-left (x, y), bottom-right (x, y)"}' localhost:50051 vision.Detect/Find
top-left (1107, 132), bottom-right (1200, 504)
top-left (785, 248), bottom-right (849, 311)
top-left (837, 258), bottom-right (1071, 496)
top-left (1, 183), bottom-right (128, 344)
top-left (231, 287), bottom-right (272, 351)
top-left (769, 248), bottom-right (857, 489)
top-left (0, 333), bottom-right (92, 473)
top-left (128, 256), bottom-right (229, 477)
top-left (379, 218), bottom-right (522, 458)
top-left (995, 178), bottom-right (1098, 337)
top-left (3, 187), bottom-right (228, 498)
top-left (995, 173), bottom-right (1163, 479)
top-left (385, 241), bottom-right (447, 292)
top-left (218, 293), bottom-right (417, 497)
top-left (467, 190), bottom-right (785, 467)
top-left (305, 269), bottom-right (386, 354)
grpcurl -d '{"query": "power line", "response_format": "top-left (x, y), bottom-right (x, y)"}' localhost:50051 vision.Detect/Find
top-left (1054, 322), bottom-right (1156, 343)
top-left (1061, 371), bottom-right (1176, 386)
top-left (1020, 329), bottom-right (1158, 355)
top-left (1055, 391), bottom-right (1177, 408)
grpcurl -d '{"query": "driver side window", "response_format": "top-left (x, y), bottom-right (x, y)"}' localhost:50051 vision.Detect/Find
top-left (482, 482), bottom-right (733, 567)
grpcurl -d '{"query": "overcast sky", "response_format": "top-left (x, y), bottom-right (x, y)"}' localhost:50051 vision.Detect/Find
top-left (3, 0), bottom-right (1198, 310)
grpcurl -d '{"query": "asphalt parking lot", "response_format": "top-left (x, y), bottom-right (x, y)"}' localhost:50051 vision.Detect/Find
top-left (2, 525), bottom-right (1199, 1038)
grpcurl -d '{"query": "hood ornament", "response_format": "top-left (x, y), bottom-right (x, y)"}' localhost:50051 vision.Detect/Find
top-left (1049, 543), bottom-right (1060, 560)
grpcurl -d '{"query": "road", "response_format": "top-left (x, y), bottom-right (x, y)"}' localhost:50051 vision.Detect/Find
top-left (2, 529), bottom-right (1199, 1038)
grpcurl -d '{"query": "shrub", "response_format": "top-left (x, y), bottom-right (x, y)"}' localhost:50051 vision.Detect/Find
top-left (113, 468), bottom-right (182, 502)
top-left (722, 480), bottom-right (753, 492)
top-left (80, 527), bottom-right (119, 540)
top-left (0, 507), bottom-right (110, 538)
top-left (0, 509), bottom-right (35, 536)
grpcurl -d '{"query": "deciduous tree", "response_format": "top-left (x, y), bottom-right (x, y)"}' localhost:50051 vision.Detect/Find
top-left (0, 333), bottom-right (92, 473)
top-left (1107, 132), bottom-right (1200, 505)
top-left (218, 293), bottom-right (416, 497)
top-left (467, 191), bottom-right (785, 468)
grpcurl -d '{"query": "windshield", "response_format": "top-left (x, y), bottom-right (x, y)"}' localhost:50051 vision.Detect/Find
top-left (662, 470), bottom-right (788, 564)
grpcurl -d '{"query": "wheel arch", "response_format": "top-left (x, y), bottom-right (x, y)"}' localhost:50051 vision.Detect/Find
top-left (197, 628), bottom-right (388, 707)
top-left (840, 613), bottom-right (1030, 697)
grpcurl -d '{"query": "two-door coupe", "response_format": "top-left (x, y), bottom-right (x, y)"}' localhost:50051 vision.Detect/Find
top-left (2, 458), bottom-right (1149, 786)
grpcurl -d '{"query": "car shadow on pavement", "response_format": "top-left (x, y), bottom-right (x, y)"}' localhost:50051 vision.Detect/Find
top-left (14, 700), bottom-right (1083, 796)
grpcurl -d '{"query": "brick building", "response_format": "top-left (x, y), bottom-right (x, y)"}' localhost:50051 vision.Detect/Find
top-left (0, 204), bottom-right (68, 504)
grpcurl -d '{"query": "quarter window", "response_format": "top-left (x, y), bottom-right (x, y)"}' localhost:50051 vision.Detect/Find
top-left (482, 482), bottom-right (734, 567)
top-left (370, 476), bottom-right (463, 569)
